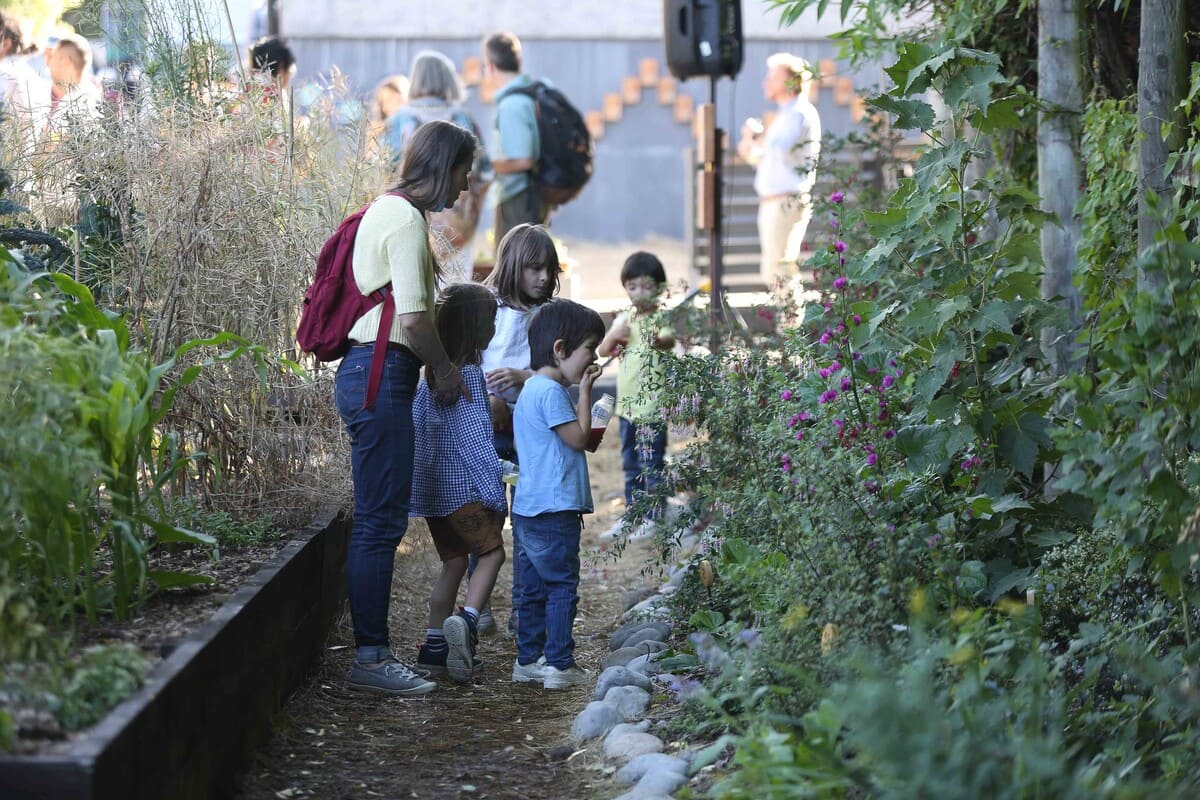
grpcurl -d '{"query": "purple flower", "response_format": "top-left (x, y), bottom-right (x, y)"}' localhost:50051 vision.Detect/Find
top-left (818, 367), bottom-right (832, 379)
top-left (881, 374), bottom-right (895, 389)
top-left (798, 411), bottom-right (810, 421)
top-left (834, 276), bottom-right (848, 290)
top-left (795, 431), bottom-right (805, 441)
top-left (819, 331), bottom-right (832, 345)
top-left (833, 240), bottom-right (847, 253)
top-left (780, 389), bottom-right (793, 401)
top-left (830, 360), bottom-right (842, 372)
top-left (884, 429), bottom-right (897, 439)
top-left (831, 190), bottom-right (845, 204)
top-left (866, 452), bottom-right (878, 467)
top-left (819, 389), bottom-right (839, 404)
top-left (840, 376), bottom-right (852, 391)
top-left (781, 454), bottom-right (792, 472)
top-left (833, 418), bottom-right (845, 429)
top-left (852, 314), bottom-right (862, 325)
top-left (830, 219), bottom-right (839, 230)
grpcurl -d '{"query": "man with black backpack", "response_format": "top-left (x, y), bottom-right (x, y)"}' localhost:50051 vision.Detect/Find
top-left (484, 32), bottom-right (549, 246)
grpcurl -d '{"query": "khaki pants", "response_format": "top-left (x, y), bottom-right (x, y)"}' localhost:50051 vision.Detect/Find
top-left (757, 195), bottom-right (813, 288)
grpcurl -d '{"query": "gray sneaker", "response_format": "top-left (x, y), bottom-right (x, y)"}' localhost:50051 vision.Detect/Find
top-left (443, 613), bottom-right (477, 684)
top-left (542, 664), bottom-right (589, 690)
top-left (347, 658), bottom-right (437, 696)
top-left (511, 656), bottom-right (551, 683)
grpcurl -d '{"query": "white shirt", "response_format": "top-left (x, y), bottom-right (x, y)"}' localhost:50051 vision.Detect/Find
top-left (0, 56), bottom-right (50, 140)
top-left (753, 95), bottom-right (821, 200)
top-left (479, 301), bottom-right (535, 405)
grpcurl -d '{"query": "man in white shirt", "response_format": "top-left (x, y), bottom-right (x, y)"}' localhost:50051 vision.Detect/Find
top-left (737, 53), bottom-right (822, 291)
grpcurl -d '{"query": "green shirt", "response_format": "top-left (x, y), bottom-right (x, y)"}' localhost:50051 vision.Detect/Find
top-left (616, 309), bottom-right (670, 423)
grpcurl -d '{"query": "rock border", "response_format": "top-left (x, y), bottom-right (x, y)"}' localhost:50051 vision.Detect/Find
top-left (571, 548), bottom-right (701, 800)
top-left (0, 510), bottom-right (350, 800)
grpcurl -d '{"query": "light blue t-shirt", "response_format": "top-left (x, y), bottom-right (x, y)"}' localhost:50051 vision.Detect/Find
top-left (490, 74), bottom-right (540, 203)
top-left (512, 375), bottom-right (593, 516)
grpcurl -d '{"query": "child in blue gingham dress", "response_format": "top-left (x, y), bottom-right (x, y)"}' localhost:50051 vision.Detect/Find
top-left (409, 284), bottom-right (507, 684)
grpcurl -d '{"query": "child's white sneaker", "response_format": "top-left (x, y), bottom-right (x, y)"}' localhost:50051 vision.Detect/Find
top-left (542, 664), bottom-right (589, 689)
top-left (628, 520), bottom-right (657, 541)
top-left (598, 518), bottom-right (627, 542)
top-left (511, 657), bottom-right (551, 683)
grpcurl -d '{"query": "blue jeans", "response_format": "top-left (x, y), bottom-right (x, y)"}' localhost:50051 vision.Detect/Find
top-left (620, 418), bottom-right (667, 511)
top-left (335, 345), bottom-right (419, 660)
top-left (513, 511), bottom-right (582, 670)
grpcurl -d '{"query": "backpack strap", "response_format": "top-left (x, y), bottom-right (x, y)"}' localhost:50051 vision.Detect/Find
top-left (363, 189), bottom-right (408, 411)
top-left (364, 287), bottom-right (394, 411)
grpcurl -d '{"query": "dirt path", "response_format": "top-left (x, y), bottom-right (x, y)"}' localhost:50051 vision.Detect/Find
top-left (234, 440), bottom-right (663, 800)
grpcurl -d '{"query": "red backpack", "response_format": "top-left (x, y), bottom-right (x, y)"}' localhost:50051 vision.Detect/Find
top-left (296, 191), bottom-right (404, 410)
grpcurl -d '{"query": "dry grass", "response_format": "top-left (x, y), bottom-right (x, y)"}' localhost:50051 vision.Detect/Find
top-left (3, 72), bottom-right (394, 526)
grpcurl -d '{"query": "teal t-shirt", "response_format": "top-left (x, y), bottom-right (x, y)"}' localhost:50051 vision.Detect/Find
top-left (512, 375), bottom-right (593, 516)
top-left (490, 74), bottom-right (540, 203)
top-left (616, 308), bottom-right (671, 423)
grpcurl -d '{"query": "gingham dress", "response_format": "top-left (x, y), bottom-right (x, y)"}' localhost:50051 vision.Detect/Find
top-left (410, 364), bottom-right (507, 518)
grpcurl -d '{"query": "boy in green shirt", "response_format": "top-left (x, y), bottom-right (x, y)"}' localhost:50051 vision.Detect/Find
top-left (597, 252), bottom-right (676, 541)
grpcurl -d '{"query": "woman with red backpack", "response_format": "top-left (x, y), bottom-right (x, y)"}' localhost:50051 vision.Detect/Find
top-left (336, 119), bottom-right (476, 696)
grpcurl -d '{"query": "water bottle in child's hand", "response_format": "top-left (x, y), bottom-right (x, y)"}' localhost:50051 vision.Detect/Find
top-left (500, 459), bottom-right (519, 486)
top-left (586, 393), bottom-right (616, 452)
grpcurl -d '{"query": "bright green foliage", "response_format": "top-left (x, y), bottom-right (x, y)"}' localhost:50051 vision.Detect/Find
top-left (643, 43), bottom-right (1200, 796)
top-left (49, 644), bottom-right (150, 730)
top-left (166, 497), bottom-right (281, 549)
top-left (0, 246), bottom-right (271, 662)
top-left (1057, 67), bottom-right (1200, 599)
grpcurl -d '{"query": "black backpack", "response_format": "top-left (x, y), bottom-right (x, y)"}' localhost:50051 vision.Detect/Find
top-left (511, 81), bottom-right (594, 206)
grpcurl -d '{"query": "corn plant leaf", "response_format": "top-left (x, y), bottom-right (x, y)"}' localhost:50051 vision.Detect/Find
top-left (147, 569), bottom-right (215, 589)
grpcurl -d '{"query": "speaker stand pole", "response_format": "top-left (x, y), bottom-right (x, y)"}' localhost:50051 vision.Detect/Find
top-left (707, 76), bottom-right (724, 355)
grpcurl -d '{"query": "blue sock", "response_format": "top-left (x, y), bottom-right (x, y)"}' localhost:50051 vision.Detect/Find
top-left (463, 606), bottom-right (480, 626)
top-left (424, 630), bottom-right (446, 651)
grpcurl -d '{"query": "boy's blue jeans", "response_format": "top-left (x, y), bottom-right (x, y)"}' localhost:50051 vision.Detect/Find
top-left (335, 345), bottom-right (419, 662)
top-left (512, 511), bottom-right (582, 670)
top-left (619, 418), bottom-right (668, 511)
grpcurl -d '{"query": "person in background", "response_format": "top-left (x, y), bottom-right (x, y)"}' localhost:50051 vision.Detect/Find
top-left (509, 299), bottom-right (605, 690)
top-left (382, 50), bottom-right (493, 283)
top-left (44, 33), bottom-right (100, 131)
top-left (371, 73), bottom-right (408, 136)
top-left (0, 13), bottom-right (46, 137)
top-left (247, 35), bottom-right (295, 99)
top-left (482, 31), bottom-right (548, 248)
top-left (597, 251), bottom-right (676, 542)
top-left (336, 120), bottom-right (474, 697)
top-left (409, 283), bottom-right (508, 685)
top-left (479, 223), bottom-right (562, 637)
top-left (737, 52), bottom-right (821, 292)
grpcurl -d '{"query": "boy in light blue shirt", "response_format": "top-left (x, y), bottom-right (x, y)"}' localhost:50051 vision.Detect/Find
top-left (509, 299), bottom-right (605, 690)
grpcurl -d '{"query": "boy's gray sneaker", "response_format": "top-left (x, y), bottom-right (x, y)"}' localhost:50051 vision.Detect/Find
top-left (476, 606), bottom-right (497, 635)
top-left (542, 664), bottom-right (589, 690)
top-left (443, 613), bottom-right (477, 684)
top-left (511, 656), bottom-right (551, 683)
top-left (347, 657), bottom-right (436, 696)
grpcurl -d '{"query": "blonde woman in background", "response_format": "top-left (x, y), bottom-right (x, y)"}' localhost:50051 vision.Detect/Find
top-left (370, 73), bottom-right (408, 144)
top-left (382, 50), bottom-right (492, 284)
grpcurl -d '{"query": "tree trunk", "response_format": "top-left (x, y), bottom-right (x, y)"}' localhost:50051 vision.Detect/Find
top-left (1037, 0), bottom-right (1084, 375)
top-left (1136, 0), bottom-right (1187, 289)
